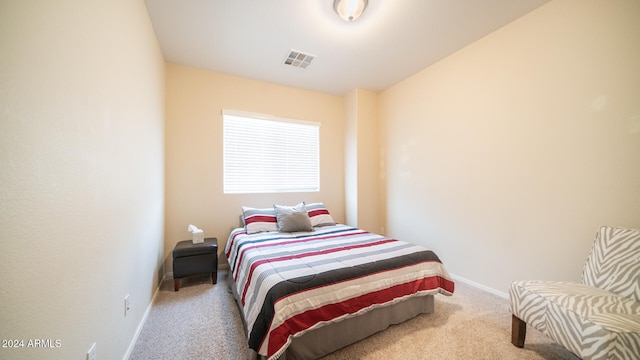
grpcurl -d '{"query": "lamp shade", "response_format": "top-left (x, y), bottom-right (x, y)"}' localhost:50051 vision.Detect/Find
top-left (333, 0), bottom-right (368, 22)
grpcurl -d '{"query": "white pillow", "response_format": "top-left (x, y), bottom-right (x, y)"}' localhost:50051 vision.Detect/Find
top-left (241, 206), bottom-right (278, 234)
top-left (305, 202), bottom-right (336, 227)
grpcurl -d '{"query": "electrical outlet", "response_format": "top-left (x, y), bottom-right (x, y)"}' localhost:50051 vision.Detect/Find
top-left (87, 342), bottom-right (96, 360)
top-left (124, 294), bottom-right (130, 317)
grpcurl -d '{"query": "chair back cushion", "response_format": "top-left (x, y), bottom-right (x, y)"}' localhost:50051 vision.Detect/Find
top-left (582, 226), bottom-right (640, 302)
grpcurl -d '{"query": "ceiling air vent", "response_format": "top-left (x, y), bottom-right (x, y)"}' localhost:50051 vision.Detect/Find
top-left (284, 49), bottom-right (315, 69)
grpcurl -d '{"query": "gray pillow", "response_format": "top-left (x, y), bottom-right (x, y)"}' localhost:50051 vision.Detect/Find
top-left (274, 203), bottom-right (313, 232)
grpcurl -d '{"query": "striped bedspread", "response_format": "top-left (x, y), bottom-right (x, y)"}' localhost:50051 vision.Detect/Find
top-left (225, 224), bottom-right (455, 359)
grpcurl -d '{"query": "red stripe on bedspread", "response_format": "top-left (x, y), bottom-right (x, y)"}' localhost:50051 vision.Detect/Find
top-left (241, 238), bottom-right (396, 305)
top-left (264, 275), bottom-right (454, 358)
top-left (225, 230), bottom-right (247, 259)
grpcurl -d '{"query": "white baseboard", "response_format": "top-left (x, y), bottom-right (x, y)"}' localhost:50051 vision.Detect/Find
top-left (122, 274), bottom-right (165, 360)
top-left (450, 273), bottom-right (509, 299)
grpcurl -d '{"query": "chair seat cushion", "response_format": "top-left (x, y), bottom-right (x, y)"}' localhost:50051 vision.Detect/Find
top-left (510, 280), bottom-right (640, 359)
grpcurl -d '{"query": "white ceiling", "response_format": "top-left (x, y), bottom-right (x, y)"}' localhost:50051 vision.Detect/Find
top-left (145, 0), bottom-right (549, 96)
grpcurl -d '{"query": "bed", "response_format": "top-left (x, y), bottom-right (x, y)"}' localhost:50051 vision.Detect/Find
top-left (225, 203), bottom-right (455, 360)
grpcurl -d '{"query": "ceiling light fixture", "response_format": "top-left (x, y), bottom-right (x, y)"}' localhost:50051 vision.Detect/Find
top-left (333, 0), bottom-right (368, 22)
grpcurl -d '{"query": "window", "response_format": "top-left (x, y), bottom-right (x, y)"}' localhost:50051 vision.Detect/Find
top-left (223, 110), bottom-right (320, 194)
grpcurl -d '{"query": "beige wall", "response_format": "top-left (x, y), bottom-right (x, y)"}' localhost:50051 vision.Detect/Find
top-left (380, 0), bottom-right (640, 294)
top-left (344, 90), bottom-right (359, 227)
top-left (164, 64), bottom-right (345, 268)
top-left (344, 89), bottom-right (381, 233)
top-left (355, 89), bottom-right (381, 234)
top-left (0, 1), bottom-right (165, 359)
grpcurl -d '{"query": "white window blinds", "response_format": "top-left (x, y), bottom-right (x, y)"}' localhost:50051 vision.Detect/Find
top-left (223, 111), bottom-right (320, 194)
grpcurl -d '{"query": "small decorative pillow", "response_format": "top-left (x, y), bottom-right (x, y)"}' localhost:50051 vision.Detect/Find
top-left (274, 203), bottom-right (313, 232)
top-left (242, 206), bottom-right (278, 234)
top-left (305, 202), bottom-right (336, 227)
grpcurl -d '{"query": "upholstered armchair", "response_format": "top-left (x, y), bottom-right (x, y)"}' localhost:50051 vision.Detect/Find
top-left (509, 226), bottom-right (640, 359)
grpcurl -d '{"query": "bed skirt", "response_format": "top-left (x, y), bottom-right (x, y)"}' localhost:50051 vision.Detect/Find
top-left (229, 273), bottom-right (435, 360)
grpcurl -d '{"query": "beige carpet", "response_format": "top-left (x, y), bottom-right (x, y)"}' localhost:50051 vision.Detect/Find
top-left (129, 271), bottom-right (579, 360)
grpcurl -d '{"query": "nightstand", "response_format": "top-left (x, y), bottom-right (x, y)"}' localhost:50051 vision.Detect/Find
top-left (172, 237), bottom-right (218, 291)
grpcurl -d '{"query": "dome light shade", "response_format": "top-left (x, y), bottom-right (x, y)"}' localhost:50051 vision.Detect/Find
top-left (333, 0), bottom-right (368, 22)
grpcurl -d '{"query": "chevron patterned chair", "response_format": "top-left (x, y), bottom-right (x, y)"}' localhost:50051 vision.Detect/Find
top-left (509, 226), bottom-right (640, 360)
